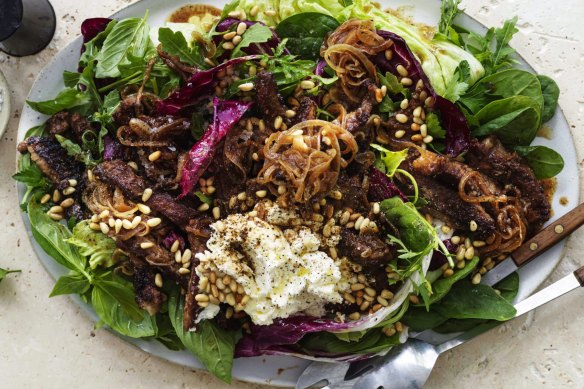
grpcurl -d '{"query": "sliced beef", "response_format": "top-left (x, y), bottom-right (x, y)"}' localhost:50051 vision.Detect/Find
top-left (185, 215), bottom-right (214, 254)
top-left (467, 136), bottom-right (551, 234)
top-left (255, 71), bottom-right (288, 126)
top-left (292, 97), bottom-right (318, 124)
top-left (46, 111), bottom-right (70, 136)
top-left (336, 170), bottom-right (370, 213)
top-left (94, 160), bottom-right (198, 229)
top-left (337, 227), bottom-right (394, 268)
top-left (130, 256), bottom-right (166, 315)
top-left (414, 175), bottom-right (496, 240)
top-left (183, 266), bottom-right (202, 330)
top-left (21, 136), bottom-right (85, 188)
top-left (46, 111), bottom-right (94, 143)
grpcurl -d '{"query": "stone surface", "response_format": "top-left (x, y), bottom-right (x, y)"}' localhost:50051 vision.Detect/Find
top-left (0, 0), bottom-right (583, 388)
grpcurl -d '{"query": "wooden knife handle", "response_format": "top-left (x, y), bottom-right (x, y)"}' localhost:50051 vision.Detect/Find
top-left (512, 202), bottom-right (584, 267)
top-left (575, 265), bottom-right (584, 287)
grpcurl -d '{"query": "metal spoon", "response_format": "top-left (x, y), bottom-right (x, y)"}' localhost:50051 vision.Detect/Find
top-left (296, 264), bottom-right (584, 389)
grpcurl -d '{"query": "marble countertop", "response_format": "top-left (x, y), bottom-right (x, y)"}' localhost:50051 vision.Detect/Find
top-left (1, 1), bottom-right (583, 388)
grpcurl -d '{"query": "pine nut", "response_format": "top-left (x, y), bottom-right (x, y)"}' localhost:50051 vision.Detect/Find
top-left (142, 188), bottom-right (153, 202)
top-left (148, 151), bottom-right (161, 161)
top-left (146, 218), bottom-right (161, 227)
top-left (140, 242), bottom-right (154, 249)
top-left (395, 113), bottom-right (408, 123)
top-left (236, 22), bottom-right (247, 35)
top-left (137, 203), bottom-right (151, 214)
top-left (238, 82), bottom-right (254, 92)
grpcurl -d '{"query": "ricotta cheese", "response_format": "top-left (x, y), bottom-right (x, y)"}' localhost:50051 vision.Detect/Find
top-left (195, 204), bottom-right (345, 325)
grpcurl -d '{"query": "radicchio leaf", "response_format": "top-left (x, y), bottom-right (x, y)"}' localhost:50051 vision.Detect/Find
top-left (81, 17), bottom-right (112, 43)
top-left (368, 167), bottom-right (408, 203)
top-left (429, 238), bottom-right (459, 271)
top-left (374, 30), bottom-right (471, 156)
top-left (155, 56), bottom-right (258, 116)
top-left (103, 135), bottom-right (124, 161)
top-left (162, 231), bottom-right (186, 252)
top-left (215, 18), bottom-right (283, 57)
top-left (314, 59), bottom-right (328, 77)
top-left (178, 97), bottom-right (253, 198)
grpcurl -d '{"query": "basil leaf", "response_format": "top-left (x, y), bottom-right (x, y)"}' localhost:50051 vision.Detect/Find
top-left (514, 145), bottom-right (564, 179)
top-left (95, 14), bottom-right (151, 78)
top-left (275, 13), bottom-right (340, 59)
top-left (28, 199), bottom-right (88, 275)
top-left (473, 95), bottom-right (541, 147)
top-left (0, 268), bottom-right (20, 284)
top-left (50, 273), bottom-right (91, 297)
top-left (67, 220), bottom-right (121, 269)
top-left (433, 281), bottom-right (516, 321)
top-left (495, 271), bottom-right (520, 302)
top-left (231, 23), bottom-right (273, 58)
top-left (91, 279), bottom-right (157, 338)
top-left (168, 291), bottom-right (241, 383)
top-left (158, 27), bottom-right (205, 68)
top-left (538, 75), bottom-right (560, 123)
top-left (27, 88), bottom-right (91, 115)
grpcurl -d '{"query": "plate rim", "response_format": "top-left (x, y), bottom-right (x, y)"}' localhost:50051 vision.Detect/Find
top-left (14, 0), bottom-right (580, 387)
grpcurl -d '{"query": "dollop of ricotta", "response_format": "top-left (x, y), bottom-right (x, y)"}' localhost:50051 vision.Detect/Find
top-left (195, 207), bottom-right (344, 325)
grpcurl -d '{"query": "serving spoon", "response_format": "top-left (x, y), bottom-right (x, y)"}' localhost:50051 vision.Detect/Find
top-left (296, 202), bottom-right (584, 389)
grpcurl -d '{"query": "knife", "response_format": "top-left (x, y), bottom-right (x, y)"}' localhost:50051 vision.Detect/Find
top-left (481, 202), bottom-right (584, 286)
top-left (296, 264), bottom-right (584, 389)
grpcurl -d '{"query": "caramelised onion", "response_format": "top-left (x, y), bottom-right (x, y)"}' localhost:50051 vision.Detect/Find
top-left (257, 120), bottom-right (358, 204)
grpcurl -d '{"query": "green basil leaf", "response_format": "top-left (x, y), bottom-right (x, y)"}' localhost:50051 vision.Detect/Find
top-left (300, 328), bottom-right (401, 355)
top-left (95, 13), bottom-right (151, 78)
top-left (275, 13), bottom-right (340, 59)
top-left (91, 279), bottom-right (157, 338)
top-left (50, 273), bottom-right (91, 297)
top-left (27, 88), bottom-right (91, 115)
top-left (158, 27), bottom-right (205, 68)
top-left (63, 71), bottom-right (81, 87)
top-left (0, 268), bottom-right (20, 284)
top-left (433, 281), bottom-right (516, 321)
top-left (538, 75), bottom-right (560, 123)
top-left (514, 145), bottom-right (564, 179)
top-left (168, 290), bottom-right (241, 383)
top-left (28, 199), bottom-right (88, 274)
top-left (67, 220), bottom-right (121, 269)
top-left (473, 95), bottom-right (540, 147)
top-left (231, 23), bottom-right (273, 58)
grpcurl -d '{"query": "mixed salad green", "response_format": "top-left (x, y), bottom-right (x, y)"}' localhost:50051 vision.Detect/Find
top-left (13, 0), bottom-right (563, 383)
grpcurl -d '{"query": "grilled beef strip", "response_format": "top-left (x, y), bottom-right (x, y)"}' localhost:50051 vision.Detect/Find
top-left (413, 174), bottom-right (496, 240)
top-left (337, 227), bottom-right (395, 269)
top-left (292, 96), bottom-right (318, 124)
top-left (255, 71), bottom-right (289, 126)
top-left (129, 255), bottom-right (167, 316)
top-left (183, 265), bottom-right (202, 330)
top-left (467, 135), bottom-right (551, 234)
top-left (94, 160), bottom-right (198, 229)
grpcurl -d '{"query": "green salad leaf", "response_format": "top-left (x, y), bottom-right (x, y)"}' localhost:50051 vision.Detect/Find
top-left (538, 75), bottom-right (560, 122)
top-left (27, 88), bottom-right (91, 115)
top-left (370, 144), bottom-right (408, 177)
top-left (158, 27), bottom-right (206, 67)
top-left (95, 13), bottom-right (152, 78)
top-left (55, 134), bottom-right (97, 167)
top-left (67, 220), bottom-right (121, 269)
top-left (424, 256), bottom-right (480, 306)
top-left (49, 273), bottom-right (91, 297)
top-left (275, 12), bottom-right (340, 59)
top-left (438, 0), bottom-right (463, 35)
top-left (300, 328), bottom-right (401, 355)
top-left (232, 23), bottom-right (273, 58)
top-left (168, 290), bottom-right (241, 383)
top-left (515, 145), bottom-right (564, 179)
top-left (0, 268), bottom-right (21, 284)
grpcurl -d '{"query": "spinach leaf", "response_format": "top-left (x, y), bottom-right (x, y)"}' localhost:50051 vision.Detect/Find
top-left (231, 23), bottom-right (273, 58)
top-left (401, 306), bottom-right (448, 332)
top-left (27, 88), bottom-right (91, 115)
top-left (495, 271), bottom-right (520, 302)
top-left (514, 145), bottom-right (564, 179)
top-left (460, 69), bottom-right (544, 115)
top-left (275, 13), bottom-right (340, 59)
top-left (0, 268), bottom-right (20, 284)
top-left (67, 220), bottom-right (121, 269)
top-left (168, 291), bottom-right (241, 383)
top-left (538, 75), bottom-right (560, 123)
top-left (434, 317), bottom-right (486, 333)
top-left (158, 27), bottom-right (206, 68)
top-left (433, 281), bottom-right (516, 321)
top-left (300, 328), bottom-right (401, 355)
top-left (381, 197), bottom-right (432, 253)
top-left (473, 95), bottom-right (541, 147)
top-left (95, 13), bottom-right (151, 78)
top-left (92, 279), bottom-right (158, 338)
top-left (28, 199), bottom-right (89, 276)
top-left (49, 273), bottom-right (91, 297)
top-left (424, 256), bottom-right (479, 306)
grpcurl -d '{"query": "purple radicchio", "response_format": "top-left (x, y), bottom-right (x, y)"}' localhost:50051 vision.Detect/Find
top-left (429, 238), bottom-right (459, 271)
top-left (103, 135), bottom-right (124, 161)
top-left (162, 230), bottom-right (186, 252)
top-left (214, 18), bottom-right (284, 59)
top-left (155, 55), bottom-right (258, 116)
top-left (368, 167), bottom-right (408, 203)
top-left (373, 30), bottom-right (471, 157)
top-left (178, 97), bottom-right (253, 198)
top-left (81, 17), bottom-right (112, 43)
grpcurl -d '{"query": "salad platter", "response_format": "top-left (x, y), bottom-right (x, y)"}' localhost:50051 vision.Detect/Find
top-left (15, 0), bottom-right (579, 387)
